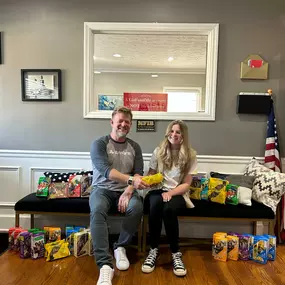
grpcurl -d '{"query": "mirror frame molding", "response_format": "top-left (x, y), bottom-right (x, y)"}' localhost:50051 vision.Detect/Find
top-left (83, 22), bottom-right (219, 120)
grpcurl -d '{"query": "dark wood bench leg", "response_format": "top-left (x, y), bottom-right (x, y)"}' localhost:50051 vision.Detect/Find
top-left (15, 213), bottom-right (20, 227)
top-left (253, 221), bottom-right (257, 235)
top-left (30, 214), bottom-right (35, 228)
top-left (142, 215), bottom-right (148, 253)
top-left (137, 218), bottom-right (142, 252)
top-left (268, 220), bottom-right (275, 235)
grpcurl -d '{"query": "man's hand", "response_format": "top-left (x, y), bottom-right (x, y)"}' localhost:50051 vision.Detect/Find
top-left (161, 191), bottom-right (172, 202)
top-left (118, 190), bottom-right (132, 213)
top-left (132, 175), bottom-right (149, 190)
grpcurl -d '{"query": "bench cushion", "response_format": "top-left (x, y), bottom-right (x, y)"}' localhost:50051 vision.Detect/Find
top-left (14, 193), bottom-right (138, 215)
top-left (144, 197), bottom-right (274, 219)
top-left (15, 193), bottom-right (91, 214)
top-left (16, 193), bottom-right (275, 220)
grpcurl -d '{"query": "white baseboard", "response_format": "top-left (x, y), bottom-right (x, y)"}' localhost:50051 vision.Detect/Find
top-left (0, 150), bottom-right (283, 236)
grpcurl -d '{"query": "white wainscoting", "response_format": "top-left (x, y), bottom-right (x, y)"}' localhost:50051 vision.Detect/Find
top-left (0, 150), bottom-right (284, 237)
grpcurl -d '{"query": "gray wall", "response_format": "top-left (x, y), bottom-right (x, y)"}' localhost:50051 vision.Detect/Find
top-left (0, 0), bottom-right (285, 156)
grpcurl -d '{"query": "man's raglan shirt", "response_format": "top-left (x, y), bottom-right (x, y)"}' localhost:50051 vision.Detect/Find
top-left (90, 135), bottom-right (144, 191)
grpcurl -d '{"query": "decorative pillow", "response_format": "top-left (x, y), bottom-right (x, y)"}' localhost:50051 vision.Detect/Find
top-left (208, 178), bottom-right (228, 204)
top-left (244, 158), bottom-right (272, 176)
top-left (226, 175), bottom-right (255, 189)
top-left (210, 171), bottom-right (255, 189)
top-left (210, 172), bottom-right (228, 180)
top-left (44, 171), bottom-right (92, 183)
top-left (226, 184), bottom-right (238, 205)
top-left (237, 186), bottom-right (252, 206)
top-left (244, 158), bottom-right (285, 213)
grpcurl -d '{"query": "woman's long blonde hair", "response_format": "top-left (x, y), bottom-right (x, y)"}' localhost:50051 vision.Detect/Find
top-left (156, 120), bottom-right (195, 180)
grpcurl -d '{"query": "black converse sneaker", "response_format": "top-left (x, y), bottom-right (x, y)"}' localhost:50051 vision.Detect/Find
top-left (172, 252), bottom-right (187, 276)
top-left (141, 248), bottom-right (159, 273)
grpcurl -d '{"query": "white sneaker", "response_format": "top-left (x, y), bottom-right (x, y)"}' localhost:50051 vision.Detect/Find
top-left (97, 265), bottom-right (114, 285)
top-left (114, 247), bottom-right (130, 270)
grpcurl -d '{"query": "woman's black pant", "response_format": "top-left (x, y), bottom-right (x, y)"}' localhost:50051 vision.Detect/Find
top-left (144, 190), bottom-right (186, 253)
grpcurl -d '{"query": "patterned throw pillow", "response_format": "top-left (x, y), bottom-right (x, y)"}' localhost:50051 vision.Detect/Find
top-left (244, 158), bottom-right (285, 213)
top-left (44, 171), bottom-right (92, 182)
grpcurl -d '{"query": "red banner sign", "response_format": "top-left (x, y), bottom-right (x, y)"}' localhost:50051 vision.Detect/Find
top-left (123, 93), bottom-right (168, 112)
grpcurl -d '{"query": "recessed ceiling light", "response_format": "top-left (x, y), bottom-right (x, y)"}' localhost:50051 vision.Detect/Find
top-left (113, 54), bottom-right (122, 58)
top-left (168, 57), bottom-right (174, 62)
top-left (93, 56), bottom-right (96, 60)
top-left (94, 71), bottom-right (101, 74)
top-left (151, 74), bottom-right (158, 78)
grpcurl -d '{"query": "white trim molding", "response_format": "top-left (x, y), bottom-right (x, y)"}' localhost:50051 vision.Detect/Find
top-left (83, 22), bottom-right (219, 121)
top-left (0, 166), bottom-right (21, 205)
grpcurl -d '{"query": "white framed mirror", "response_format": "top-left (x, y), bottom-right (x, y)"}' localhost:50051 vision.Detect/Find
top-left (83, 22), bottom-right (219, 120)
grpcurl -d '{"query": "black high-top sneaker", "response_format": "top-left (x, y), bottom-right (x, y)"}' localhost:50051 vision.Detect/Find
top-left (172, 252), bottom-right (187, 276)
top-left (141, 248), bottom-right (159, 273)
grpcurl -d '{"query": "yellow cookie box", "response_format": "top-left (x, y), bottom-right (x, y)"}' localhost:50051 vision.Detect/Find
top-left (142, 173), bottom-right (163, 185)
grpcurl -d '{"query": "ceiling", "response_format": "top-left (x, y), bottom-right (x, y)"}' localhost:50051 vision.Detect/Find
top-left (93, 34), bottom-right (207, 73)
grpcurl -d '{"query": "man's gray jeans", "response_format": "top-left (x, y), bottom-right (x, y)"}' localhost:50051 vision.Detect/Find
top-left (89, 187), bottom-right (143, 268)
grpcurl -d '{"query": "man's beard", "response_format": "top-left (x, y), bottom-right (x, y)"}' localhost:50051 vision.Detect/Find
top-left (116, 130), bottom-right (127, 138)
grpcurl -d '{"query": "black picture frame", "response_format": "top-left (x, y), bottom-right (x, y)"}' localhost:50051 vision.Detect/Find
top-left (21, 69), bottom-right (62, 102)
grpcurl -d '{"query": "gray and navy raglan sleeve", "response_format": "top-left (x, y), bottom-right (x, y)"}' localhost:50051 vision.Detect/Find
top-left (128, 139), bottom-right (144, 176)
top-left (90, 136), bottom-right (112, 178)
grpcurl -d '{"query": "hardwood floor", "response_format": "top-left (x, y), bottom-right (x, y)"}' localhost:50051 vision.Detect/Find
top-left (0, 243), bottom-right (284, 285)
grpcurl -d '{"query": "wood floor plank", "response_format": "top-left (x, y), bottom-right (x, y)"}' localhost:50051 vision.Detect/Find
top-left (0, 245), bottom-right (285, 285)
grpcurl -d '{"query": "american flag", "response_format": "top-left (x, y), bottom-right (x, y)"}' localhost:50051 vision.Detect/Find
top-left (264, 99), bottom-right (284, 240)
top-left (264, 100), bottom-right (281, 172)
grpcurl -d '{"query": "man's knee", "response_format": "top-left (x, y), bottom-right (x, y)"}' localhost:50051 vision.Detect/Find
top-left (127, 197), bottom-right (143, 217)
top-left (90, 203), bottom-right (109, 221)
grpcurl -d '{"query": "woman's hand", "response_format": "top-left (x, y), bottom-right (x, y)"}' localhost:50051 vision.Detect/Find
top-left (161, 191), bottom-right (172, 202)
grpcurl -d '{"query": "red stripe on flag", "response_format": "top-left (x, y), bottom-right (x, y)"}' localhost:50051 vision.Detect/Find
top-left (266, 143), bottom-right (276, 150)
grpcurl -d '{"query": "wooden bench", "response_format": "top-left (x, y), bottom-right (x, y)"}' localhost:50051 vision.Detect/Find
top-left (14, 193), bottom-right (276, 254)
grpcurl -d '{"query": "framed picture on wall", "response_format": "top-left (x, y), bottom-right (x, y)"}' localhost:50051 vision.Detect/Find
top-left (98, 95), bottom-right (123, 110)
top-left (21, 69), bottom-right (62, 101)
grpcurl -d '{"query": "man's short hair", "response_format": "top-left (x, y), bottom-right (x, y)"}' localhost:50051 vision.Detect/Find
top-left (111, 106), bottom-right (133, 121)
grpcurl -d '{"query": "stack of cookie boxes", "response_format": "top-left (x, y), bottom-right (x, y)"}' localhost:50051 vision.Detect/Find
top-left (66, 226), bottom-right (93, 257)
top-left (212, 231), bottom-right (276, 264)
top-left (8, 225), bottom-right (94, 261)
